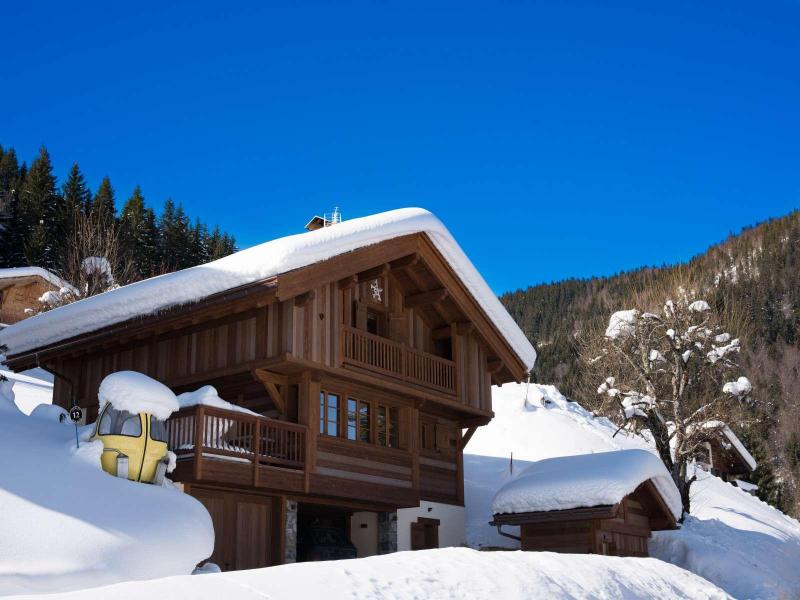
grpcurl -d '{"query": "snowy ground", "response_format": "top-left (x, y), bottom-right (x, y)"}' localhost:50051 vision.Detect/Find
top-left (0, 379), bottom-right (213, 597)
top-left (466, 383), bottom-right (800, 599)
top-left (0, 364), bottom-right (53, 414)
top-left (5, 547), bottom-right (730, 600)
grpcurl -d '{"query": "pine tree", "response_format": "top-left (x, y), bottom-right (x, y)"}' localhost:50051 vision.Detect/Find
top-left (91, 177), bottom-right (116, 224)
top-left (0, 147), bottom-right (24, 266)
top-left (119, 186), bottom-right (159, 278)
top-left (62, 163), bottom-right (91, 218)
top-left (19, 146), bottom-right (62, 268)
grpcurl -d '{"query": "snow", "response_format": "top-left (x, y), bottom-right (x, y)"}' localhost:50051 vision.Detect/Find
top-left (177, 385), bottom-right (259, 416)
top-left (0, 365), bottom-right (53, 415)
top-left (5, 547), bottom-right (730, 600)
top-left (0, 208), bottom-right (536, 371)
top-left (491, 449), bottom-right (682, 520)
top-left (651, 465), bottom-right (800, 600)
top-left (605, 309), bottom-right (638, 339)
top-left (0, 267), bottom-right (75, 294)
top-left (0, 380), bottom-right (212, 596)
top-left (689, 300), bottom-right (711, 312)
top-left (98, 371), bottom-right (179, 420)
top-left (465, 382), bottom-right (800, 599)
top-left (722, 375), bottom-right (752, 397)
top-left (734, 479), bottom-right (758, 493)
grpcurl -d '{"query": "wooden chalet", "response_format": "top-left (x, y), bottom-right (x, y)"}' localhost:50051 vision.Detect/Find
top-left (490, 450), bottom-right (680, 558)
top-left (697, 422), bottom-right (757, 482)
top-left (0, 209), bottom-right (535, 571)
top-left (0, 267), bottom-right (71, 327)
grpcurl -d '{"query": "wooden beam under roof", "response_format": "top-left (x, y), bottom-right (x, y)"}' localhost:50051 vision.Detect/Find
top-left (389, 253), bottom-right (420, 270)
top-left (404, 288), bottom-right (448, 308)
top-left (357, 263), bottom-right (390, 282)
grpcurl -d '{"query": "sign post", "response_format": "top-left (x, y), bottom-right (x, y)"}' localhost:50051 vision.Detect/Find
top-left (69, 406), bottom-right (83, 448)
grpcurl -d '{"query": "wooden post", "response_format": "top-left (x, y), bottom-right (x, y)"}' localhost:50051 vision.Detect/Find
top-left (253, 417), bottom-right (261, 487)
top-left (194, 406), bottom-right (204, 481)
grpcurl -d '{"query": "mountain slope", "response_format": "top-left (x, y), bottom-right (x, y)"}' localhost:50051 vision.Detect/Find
top-left (500, 209), bottom-right (800, 513)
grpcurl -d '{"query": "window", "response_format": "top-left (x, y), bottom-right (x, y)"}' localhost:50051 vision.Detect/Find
top-left (320, 391), bottom-right (340, 437)
top-left (377, 404), bottom-right (400, 448)
top-left (150, 416), bottom-right (168, 443)
top-left (98, 406), bottom-right (142, 437)
top-left (359, 400), bottom-right (371, 443)
top-left (347, 399), bottom-right (357, 440)
top-left (347, 398), bottom-right (372, 442)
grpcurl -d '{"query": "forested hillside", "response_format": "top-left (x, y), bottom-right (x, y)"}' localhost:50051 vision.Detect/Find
top-left (0, 144), bottom-right (236, 281)
top-left (501, 210), bottom-right (800, 514)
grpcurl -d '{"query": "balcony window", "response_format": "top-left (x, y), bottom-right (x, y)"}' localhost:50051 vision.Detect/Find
top-left (320, 391), bottom-right (340, 437)
top-left (347, 398), bottom-right (372, 443)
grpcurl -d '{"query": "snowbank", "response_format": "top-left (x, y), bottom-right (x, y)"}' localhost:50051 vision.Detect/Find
top-left (651, 465), bottom-right (800, 600)
top-left (491, 449), bottom-right (681, 520)
top-left (465, 382), bottom-right (800, 599)
top-left (98, 371), bottom-right (179, 420)
top-left (5, 547), bottom-right (730, 600)
top-left (0, 365), bottom-right (53, 415)
top-left (0, 381), bottom-right (212, 596)
top-left (0, 209), bottom-right (536, 370)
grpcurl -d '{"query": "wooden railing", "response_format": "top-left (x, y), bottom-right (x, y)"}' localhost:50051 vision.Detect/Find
top-left (342, 326), bottom-right (456, 394)
top-left (167, 405), bottom-right (306, 471)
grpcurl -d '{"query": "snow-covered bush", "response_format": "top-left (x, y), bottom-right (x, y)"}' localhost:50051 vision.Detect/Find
top-left (583, 283), bottom-right (753, 517)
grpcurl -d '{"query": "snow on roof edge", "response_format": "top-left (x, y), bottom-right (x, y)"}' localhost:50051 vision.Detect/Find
top-left (0, 267), bottom-right (75, 293)
top-left (0, 208), bottom-right (536, 370)
top-left (491, 449), bottom-right (682, 522)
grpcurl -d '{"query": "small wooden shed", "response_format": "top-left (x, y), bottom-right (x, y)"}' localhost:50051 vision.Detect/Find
top-left (697, 421), bottom-right (757, 482)
top-left (491, 450), bottom-right (680, 558)
top-left (0, 267), bottom-right (72, 326)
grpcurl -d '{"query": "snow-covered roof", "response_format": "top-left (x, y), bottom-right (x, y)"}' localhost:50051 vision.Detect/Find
top-left (0, 267), bottom-right (73, 291)
top-left (492, 448), bottom-right (682, 521)
top-left (704, 421), bottom-right (757, 471)
top-left (98, 371), bottom-right (179, 420)
top-left (0, 208), bottom-right (536, 370)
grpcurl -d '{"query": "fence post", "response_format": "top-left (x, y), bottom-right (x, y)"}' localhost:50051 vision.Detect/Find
top-left (193, 406), bottom-right (204, 480)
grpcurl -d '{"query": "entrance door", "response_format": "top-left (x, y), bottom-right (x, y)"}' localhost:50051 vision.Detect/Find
top-left (410, 517), bottom-right (440, 550)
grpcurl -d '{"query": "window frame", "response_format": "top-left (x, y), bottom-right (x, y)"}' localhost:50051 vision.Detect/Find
top-left (97, 404), bottom-right (143, 439)
top-left (320, 386), bottom-right (403, 450)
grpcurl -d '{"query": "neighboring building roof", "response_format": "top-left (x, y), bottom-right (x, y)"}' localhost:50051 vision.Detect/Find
top-left (704, 421), bottom-right (758, 472)
top-left (0, 267), bottom-right (73, 292)
top-left (0, 208), bottom-right (537, 370)
top-left (491, 449), bottom-right (682, 522)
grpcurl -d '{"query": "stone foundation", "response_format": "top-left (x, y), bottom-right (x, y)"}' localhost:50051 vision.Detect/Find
top-left (285, 500), bottom-right (298, 563)
top-left (377, 511), bottom-right (397, 554)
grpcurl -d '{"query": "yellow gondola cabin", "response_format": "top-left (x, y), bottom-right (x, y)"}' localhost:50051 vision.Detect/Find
top-left (91, 371), bottom-right (179, 484)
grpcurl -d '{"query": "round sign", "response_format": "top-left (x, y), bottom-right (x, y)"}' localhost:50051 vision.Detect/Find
top-left (69, 406), bottom-right (84, 423)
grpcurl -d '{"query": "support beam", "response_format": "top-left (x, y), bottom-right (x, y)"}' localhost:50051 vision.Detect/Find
top-left (337, 275), bottom-right (358, 290)
top-left (253, 368), bottom-right (290, 416)
top-left (487, 359), bottom-right (504, 374)
top-left (405, 288), bottom-right (448, 308)
top-left (431, 325), bottom-right (453, 340)
top-left (389, 253), bottom-right (420, 270)
top-left (357, 263), bottom-right (390, 282)
top-left (294, 290), bottom-right (315, 308)
top-left (459, 426), bottom-right (478, 451)
top-left (455, 322), bottom-right (475, 335)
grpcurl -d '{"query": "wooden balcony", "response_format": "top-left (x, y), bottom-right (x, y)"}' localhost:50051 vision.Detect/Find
top-left (341, 325), bottom-right (456, 395)
top-left (166, 405), bottom-right (307, 492)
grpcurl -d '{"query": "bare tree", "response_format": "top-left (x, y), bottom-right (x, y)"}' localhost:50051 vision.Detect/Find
top-left (35, 211), bottom-right (135, 312)
top-left (582, 275), bottom-right (754, 518)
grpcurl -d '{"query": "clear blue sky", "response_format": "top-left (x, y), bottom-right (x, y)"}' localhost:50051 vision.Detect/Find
top-left (2, 1), bottom-right (798, 293)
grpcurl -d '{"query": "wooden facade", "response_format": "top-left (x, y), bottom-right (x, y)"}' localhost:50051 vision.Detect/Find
top-left (0, 272), bottom-right (59, 325)
top-left (5, 232), bottom-right (528, 570)
top-left (491, 481), bottom-right (677, 558)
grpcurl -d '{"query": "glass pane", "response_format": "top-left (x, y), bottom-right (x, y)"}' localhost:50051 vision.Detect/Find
top-left (378, 405), bottom-right (387, 446)
top-left (327, 394), bottom-right (339, 437)
top-left (389, 407), bottom-right (399, 448)
top-left (347, 399), bottom-right (357, 440)
top-left (98, 405), bottom-right (113, 435)
top-left (150, 416), bottom-right (168, 443)
top-left (319, 392), bottom-right (326, 434)
top-left (121, 415), bottom-right (142, 437)
top-left (359, 401), bottom-right (370, 443)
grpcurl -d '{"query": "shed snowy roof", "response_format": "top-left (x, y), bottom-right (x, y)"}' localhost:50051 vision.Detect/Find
top-left (492, 449), bottom-right (682, 521)
top-left (0, 267), bottom-right (73, 291)
top-left (0, 208), bottom-right (536, 370)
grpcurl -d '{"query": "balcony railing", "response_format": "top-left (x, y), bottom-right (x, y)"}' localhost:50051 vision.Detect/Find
top-left (166, 405), bottom-right (306, 472)
top-left (342, 325), bottom-right (456, 394)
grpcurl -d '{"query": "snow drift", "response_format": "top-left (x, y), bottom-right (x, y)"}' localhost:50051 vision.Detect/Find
top-left (0, 380), bottom-right (213, 596)
top-left (5, 547), bottom-right (730, 600)
top-left (465, 382), bottom-right (800, 599)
